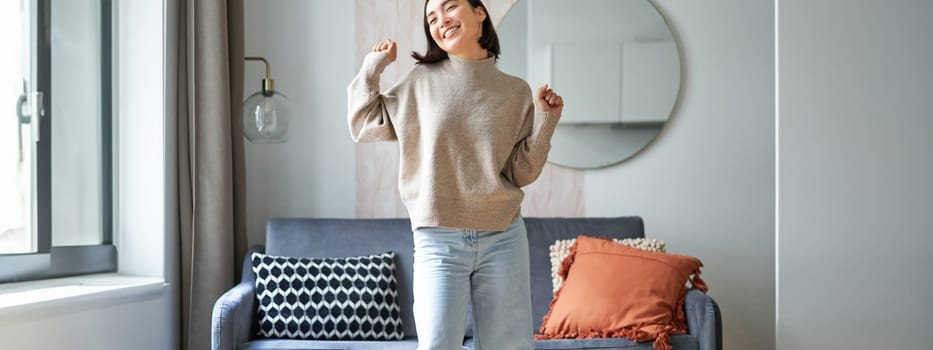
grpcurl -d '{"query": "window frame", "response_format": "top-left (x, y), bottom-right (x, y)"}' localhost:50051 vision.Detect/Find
top-left (0, 0), bottom-right (117, 283)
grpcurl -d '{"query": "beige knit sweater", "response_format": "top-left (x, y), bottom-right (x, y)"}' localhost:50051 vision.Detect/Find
top-left (347, 52), bottom-right (560, 231)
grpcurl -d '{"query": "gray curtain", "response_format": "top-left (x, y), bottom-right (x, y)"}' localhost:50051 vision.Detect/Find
top-left (176, 0), bottom-right (247, 349)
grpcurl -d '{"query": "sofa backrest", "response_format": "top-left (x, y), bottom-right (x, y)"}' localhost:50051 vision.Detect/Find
top-left (265, 218), bottom-right (417, 335)
top-left (263, 216), bottom-right (644, 336)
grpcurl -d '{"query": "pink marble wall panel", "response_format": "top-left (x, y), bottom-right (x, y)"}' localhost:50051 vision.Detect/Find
top-left (521, 163), bottom-right (584, 217)
top-left (354, 0), bottom-right (407, 218)
top-left (485, 0), bottom-right (518, 25)
top-left (354, 0), bottom-right (583, 218)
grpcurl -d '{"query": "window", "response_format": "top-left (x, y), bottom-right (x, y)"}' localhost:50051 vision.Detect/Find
top-left (1, 0), bottom-right (115, 283)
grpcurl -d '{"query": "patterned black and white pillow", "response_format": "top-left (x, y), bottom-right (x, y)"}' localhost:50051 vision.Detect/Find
top-left (250, 251), bottom-right (404, 340)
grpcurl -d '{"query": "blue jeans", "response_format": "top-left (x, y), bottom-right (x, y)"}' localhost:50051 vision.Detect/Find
top-left (412, 216), bottom-right (534, 350)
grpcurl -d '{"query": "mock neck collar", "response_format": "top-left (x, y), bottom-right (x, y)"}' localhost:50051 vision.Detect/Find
top-left (445, 53), bottom-right (497, 76)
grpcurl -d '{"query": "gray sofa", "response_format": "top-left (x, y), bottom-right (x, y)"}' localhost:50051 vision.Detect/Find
top-left (212, 217), bottom-right (722, 350)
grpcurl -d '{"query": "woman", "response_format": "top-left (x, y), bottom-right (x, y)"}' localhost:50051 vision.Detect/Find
top-left (347, 0), bottom-right (563, 349)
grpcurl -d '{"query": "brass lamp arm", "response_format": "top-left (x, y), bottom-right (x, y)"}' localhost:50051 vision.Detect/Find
top-left (245, 56), bottom-right (275, 94)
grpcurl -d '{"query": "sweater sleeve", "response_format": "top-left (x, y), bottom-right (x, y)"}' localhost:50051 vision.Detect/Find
top-left (503, 104), bottom-right (561, 188)
top-left (347, 51), bottom-right (399, 142)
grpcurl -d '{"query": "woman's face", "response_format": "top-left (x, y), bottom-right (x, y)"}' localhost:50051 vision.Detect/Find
top-left (425, 0), bottom-right (487, 58)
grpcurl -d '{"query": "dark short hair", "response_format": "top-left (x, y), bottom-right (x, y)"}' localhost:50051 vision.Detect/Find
top-left (411, 0), bottom-right (501, 64)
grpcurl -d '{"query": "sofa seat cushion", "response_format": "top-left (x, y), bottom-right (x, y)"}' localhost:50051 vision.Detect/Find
top-left (237, 337), bottom-right (421, 350)
top-left (235, 335), bottom-right (700, 350)
top-left (532, 335), bottom-right (698, 350)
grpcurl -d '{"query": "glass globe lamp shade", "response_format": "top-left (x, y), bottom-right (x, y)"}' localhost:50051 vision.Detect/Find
top-left (242, 90), bottom-right (292, 143)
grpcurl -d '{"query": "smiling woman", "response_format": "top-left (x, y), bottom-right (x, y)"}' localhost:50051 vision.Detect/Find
top-left (346, 0), bottom-right (565, 347)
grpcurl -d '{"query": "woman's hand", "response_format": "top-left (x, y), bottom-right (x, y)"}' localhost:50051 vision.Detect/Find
top-left (372, 38), bottom-right (397, 63)
top-left (535, 84), bottom-right (564, 115)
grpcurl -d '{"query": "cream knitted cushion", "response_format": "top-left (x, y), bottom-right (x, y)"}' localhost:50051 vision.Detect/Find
top-left (549, 237), bottom-right (666, 293)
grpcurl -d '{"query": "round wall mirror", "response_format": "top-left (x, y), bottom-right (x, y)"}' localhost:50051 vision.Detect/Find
top-left (497, 0), bottom-right (681, 168)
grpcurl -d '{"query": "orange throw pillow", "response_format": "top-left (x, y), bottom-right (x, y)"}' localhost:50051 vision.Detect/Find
top-left (536, 235), bottom-right (708, 350)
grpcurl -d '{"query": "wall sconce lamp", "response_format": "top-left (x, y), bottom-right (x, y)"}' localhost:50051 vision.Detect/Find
top-left (242, 56), bottom-right (292, 143)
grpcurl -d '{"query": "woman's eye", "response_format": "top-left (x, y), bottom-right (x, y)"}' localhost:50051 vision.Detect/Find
top-left (429, 18), bottom-right (436, 25)
top-left (446, 5), bottom-right (456, 12)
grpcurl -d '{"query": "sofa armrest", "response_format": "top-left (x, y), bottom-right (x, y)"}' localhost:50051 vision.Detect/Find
top-left (684, 289), bottom-right (722, 350)
top-left (211, 245), bottom-right (264, 350)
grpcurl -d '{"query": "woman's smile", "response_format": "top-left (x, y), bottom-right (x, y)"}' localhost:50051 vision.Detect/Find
top-left (442, 25), bottom-right (460, 39)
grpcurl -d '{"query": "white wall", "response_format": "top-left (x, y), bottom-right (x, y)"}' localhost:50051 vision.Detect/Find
top-left (778, 1), bottom-right (933, 348)
top-left (243, 0), bottom-right (357, 245)
top-left (1, 289), bottom-right (171, 349)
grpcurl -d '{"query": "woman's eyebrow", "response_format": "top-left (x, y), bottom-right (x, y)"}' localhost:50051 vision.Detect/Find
top-left (427, 0), bottom-right (457, 19)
